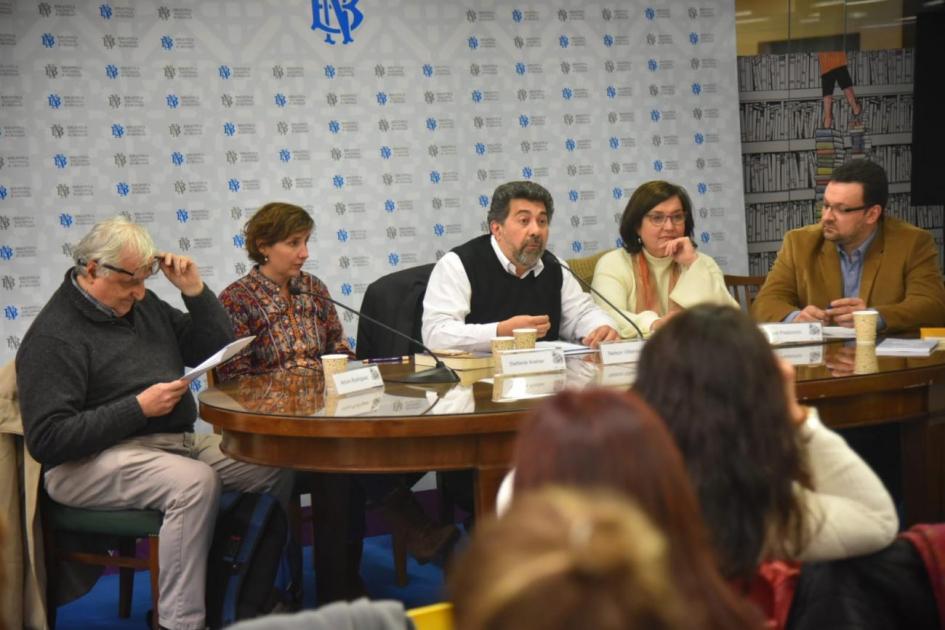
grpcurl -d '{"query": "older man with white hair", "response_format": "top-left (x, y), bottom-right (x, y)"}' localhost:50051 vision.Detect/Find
top-left (16, 216), bottom-right (292, 630)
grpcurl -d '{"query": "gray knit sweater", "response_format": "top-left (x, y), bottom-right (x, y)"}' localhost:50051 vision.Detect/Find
top-left (16, 270), bottom-right (234, 468)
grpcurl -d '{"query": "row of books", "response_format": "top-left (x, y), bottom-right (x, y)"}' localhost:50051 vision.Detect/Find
top-left (742, 151), bottom-right (819, 193)
top-left (748, 251), bottom-right (779, 276)
top-left (868, 144), bottom-right (913, 183)
top-left (885, 198), bottom-right (945, 229)
top-left (737, 49), bottom-right (915, 93)
top-left (745, 200), bottom-right (818, 243)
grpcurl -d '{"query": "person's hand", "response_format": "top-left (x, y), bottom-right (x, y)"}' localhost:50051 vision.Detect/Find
top-left (776, 357), bottom-right (808, 426)
top-left (662, 237), bottom-right (698, 267)
top-left (649, 308), bottom-right (682, 333)
top-left (582, 325), bottom-right (619, 348)
top-left (136, 379), bottom-right (190, 417)
top-left (824, 345), bottom-right (856, 377)
top-left (794, 305), bottom-right (829, 324)
top-left (826, 297), bottom-right (868, 328)
top-left (498, 315), bottom-right (551, 338)
top-left (157, 252), bottom-right (204, 297)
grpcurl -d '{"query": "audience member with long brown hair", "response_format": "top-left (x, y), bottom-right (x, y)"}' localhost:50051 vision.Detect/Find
top-left (496, 388), bottom-right (762, 630)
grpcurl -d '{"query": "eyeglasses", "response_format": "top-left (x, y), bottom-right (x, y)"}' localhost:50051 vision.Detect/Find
top-left (99, 258), bottom-right (161, 282)
top-left (645, 212), bottom-right (687, 227)
top-left (818, 203), bottom-right (869, 215)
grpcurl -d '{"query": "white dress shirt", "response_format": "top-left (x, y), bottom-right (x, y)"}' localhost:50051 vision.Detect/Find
top-left (421, 236), bottom-right (615, 352)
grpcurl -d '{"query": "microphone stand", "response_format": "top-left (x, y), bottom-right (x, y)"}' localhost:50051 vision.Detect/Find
top-left (554, 258), bottom-right (647, 340)
top-left (288, 284), bottom-right (460, 384)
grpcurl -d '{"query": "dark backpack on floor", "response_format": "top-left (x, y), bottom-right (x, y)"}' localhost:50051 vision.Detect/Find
top-left (205, 492), bottom-right (302, 628)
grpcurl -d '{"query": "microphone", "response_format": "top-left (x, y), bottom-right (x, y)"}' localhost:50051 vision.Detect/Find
top-left (553, 258), bottom-right (647, 340)
top-left (288, 283), bottom-right (460, 384)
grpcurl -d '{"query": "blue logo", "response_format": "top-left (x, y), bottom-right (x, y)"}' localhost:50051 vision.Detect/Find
top-left (48, 94), bottom-right (61, 109)
top-left (692, 83), bottom-right (702, 95)
top-left (166, 94), bottom-right (179, 108)
top-left (561, 87), bottom-right (573, 100)
top-left (324, 64), bottom-right (336, 78)
top-left (564, 138), bottom-right (576, 152)
top-left (468, 36), bottom-right (479, 50)
top-left (512, 9), bottom-right (523, 22)
top-left (218, 65), bottom-right (231, 79)
top-left (376, 91), bottom-right (388, 105)
top-left (471, 90), bottom-right (482, 103)
top-left (228, 178), bottom-right (240, 192)
top-left (232, 233), bottom-right (245, 248)
top-left (645, 7), bottom-right (656, 20)
top-left (515, 62), bottom-right (526, 75)
top-left (347, 336), bottom-right (357, 350)
top-left (189, 379), bottom-right (202, 394)
top-left (176, 209), bottom-right (189, 223)
top-left (4, 306), bottom-right (18, 321)
top-left (613, 187), bottom-right (623, 200)
top-left (336, 229), bottom-right (349, 242)
top-left (647, 59), bottom-right (658, 72)
top-left (422, 64), bottom-right (433, 77)
top-left (559, 35), bottom-right (569, 48)
top-left (341, 282), bottom-right (353, 295)
top-left (223, 122), bottom-right (235, 136)
top-left (116, 182), bottom-right (130, 196)
top-left (569, 190), bottom-right (579, 202)
top-left (171, 151), bottom-right (184, 166)
top-left (425, 118), bottom-right (437, 131)
top-left (161, 35), bottom-right (174, 50)
top-left (274, 93), bottom-right (287, 107)
top-left (384, 199), bottom-right (395, 213)
top-left (430, 171), bottom-right (441, 184)
top-left (609, 137), bottom-right (620, 149)
top-left (697, 182), bottom-right (708, 194)
top-left (474, 142), bottom-right (486, 155)
top-left (380, 146), bottom-right (392, 159)
top-left (433, 223), bottom-right (445, 236)
top-left (522, 166), bottom-right (533, 179)
top-left (311, 0), bottom-right (364, 45)
top-left (279, 149), bottom-right (291, 162)
top-left (616, 237), bottom-right (624, 248)
top-left (694, 133), bottom-right (704, 145)
top-left (606, 86), bottom-right (617, 99)
top-left (653, 160), bottom-right (663, 172)
top-left (519, 114), bottom-right (529, 128)
top-left (53, 154), bottom-right (68, 168)
top-left (99, 4), bottom-right (112, 19)
top-left (0, 246), bottom-right (12, 260)
top-left (571, 241), bottom-right (583, 253)
top-left (0, 186), bottom-right (6, 201)
top-left (387, 252), bottom-right (400, 267)
top-left (328, 120), bottom-right (341, 134)
top-left (700, 232), bottom-right (710, 244)
top-left (478, 195), bottom-right (489, 208)
top-left (42, 33), bottom-right (55, 48)
top-left (333, 175), bottom-right (345, 188)
top-left (689, 32), bottom-right (699, 45)
top-left (603, 34), bottom-right (614, 47)
top-left (105, 64), bottom-right (119, 79)
top-left (59, 213), bottom-right (73, 227)
top-left (650, 110), bottom-right (661, 122)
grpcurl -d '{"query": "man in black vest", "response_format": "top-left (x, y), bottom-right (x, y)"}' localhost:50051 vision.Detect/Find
top-left (422, 180), bottom-right (618, 351)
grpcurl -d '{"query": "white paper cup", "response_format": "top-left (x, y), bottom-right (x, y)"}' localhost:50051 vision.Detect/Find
top-left (852, 310), bottom-right (878, 345)
top-left (321, 354), bottom-right (349, 386)
top-left (491, 336), bottom-right (515, 358)
top-left (512, 328), bottom-right (538, 350)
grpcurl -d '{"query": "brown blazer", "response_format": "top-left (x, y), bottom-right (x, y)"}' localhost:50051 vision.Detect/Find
top-left (751, 217), bottom-right (945, 333)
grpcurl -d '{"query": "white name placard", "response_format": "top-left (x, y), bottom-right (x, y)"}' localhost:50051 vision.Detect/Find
top-left (599, 339), bottom-right (645, 365)
top-left (325, 389), bottom-right (384, 416)
top-left (597, 363), bottom-right (637, 387)
top-left (759, 322), bottom-right (824, 345)
top-left (774, 345), bottom-right (824, 366)
top-left (331, 365), bottom-right (385, 396)
top-left (498, 348), bottom-right (566, 376)
top-left (493, 372), bottom-right (568, 402)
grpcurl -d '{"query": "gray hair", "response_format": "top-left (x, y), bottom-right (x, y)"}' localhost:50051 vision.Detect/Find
top-left (487, 181), bottom-right (555, 226)
top-left (73, 216), bottom-right (158, 276)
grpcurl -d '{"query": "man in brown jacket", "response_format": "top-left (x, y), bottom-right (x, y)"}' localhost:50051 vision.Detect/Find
top-left (751, 160), bottom-right (945, 333)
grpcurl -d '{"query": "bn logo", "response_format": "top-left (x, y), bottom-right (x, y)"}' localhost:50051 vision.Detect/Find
top-left (311, 0), bottom-right (364, 45)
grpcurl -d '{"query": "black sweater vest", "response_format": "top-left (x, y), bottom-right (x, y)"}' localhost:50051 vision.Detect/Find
top-left (452, 234), bottom-right (562, 340)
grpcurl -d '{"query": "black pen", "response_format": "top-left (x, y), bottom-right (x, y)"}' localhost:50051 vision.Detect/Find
top-left (362, 355), bottom-right (410, 365)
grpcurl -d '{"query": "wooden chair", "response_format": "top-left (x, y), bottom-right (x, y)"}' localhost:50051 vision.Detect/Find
top-left (566, 249), bottom-right (612, 290)
top-left (42, 496), bottom-right (162, 630)
top-left (407, 602), bottom-right (454, 630)
top-left (724, 274), bottom-right (766, 312)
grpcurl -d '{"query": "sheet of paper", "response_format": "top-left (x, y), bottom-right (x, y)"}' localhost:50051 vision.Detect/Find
top-left (823, 326), bottom-right (856, 338)
top-left (183, 335), bottom-right (255, 382)
top-left (535, 340), bottom-right (595, 355)
top-left (875, 338), bottom-right (937, 357)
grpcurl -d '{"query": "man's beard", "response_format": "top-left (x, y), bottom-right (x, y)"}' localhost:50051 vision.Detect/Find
top-left (512, 238), bottom-right (545, 268)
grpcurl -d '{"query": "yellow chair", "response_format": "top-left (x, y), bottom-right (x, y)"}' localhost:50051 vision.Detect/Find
top-left (566, 249), bottom-right (612, 290)
top-left (723, 274), bottom-right (766, 312)
top-left (407, 602), bottom-right (454, 630)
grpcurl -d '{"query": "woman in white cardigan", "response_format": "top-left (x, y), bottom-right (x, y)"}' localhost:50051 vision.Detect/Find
top-left (591, 181), bottom-right (737, 337)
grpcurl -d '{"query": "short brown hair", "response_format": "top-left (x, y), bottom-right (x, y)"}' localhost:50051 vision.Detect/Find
top-left (619, 181), bottom-right (694, 254)
top-left (243, 202), bottom-right (314, 264)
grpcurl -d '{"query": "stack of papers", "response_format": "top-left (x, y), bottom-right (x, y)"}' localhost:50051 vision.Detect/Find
top-left (874, 338), bottom-right (938, 357)
top-left (535, 340), bottom-right (596, 355)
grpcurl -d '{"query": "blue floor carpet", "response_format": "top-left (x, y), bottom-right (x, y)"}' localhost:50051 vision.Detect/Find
top-left (55, 535), bottom-right (447, 629)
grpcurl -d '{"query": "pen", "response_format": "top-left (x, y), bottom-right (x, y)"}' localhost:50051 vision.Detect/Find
top-left (362, 355), bottom-right (410, 365)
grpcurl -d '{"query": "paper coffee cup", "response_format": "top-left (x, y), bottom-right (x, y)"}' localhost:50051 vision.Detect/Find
top-left (852, 310), bottom-right (878, 345)
top-left (321, 354), bottom-right (349, 389)
top-left (491, 336), bottom-right (515, 357)
top-left (854, 343), bottom-right (879, 375)
top-left (512, 328), bottom-right (537, 349)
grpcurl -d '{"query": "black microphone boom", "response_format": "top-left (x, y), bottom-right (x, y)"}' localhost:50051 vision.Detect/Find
top-left (288, 284), bottom-right (459, 384)
top-left (554, 258), bottom-right (647, 340)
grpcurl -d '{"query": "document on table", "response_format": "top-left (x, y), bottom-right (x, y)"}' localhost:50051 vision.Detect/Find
top-left (182, 336), bottom-right (255, 382)
top-left (535, 340), bottom-right (596, 355)
top-left (874, 338), bottom-right (938, 357)
top-left (823, 326), bottom-right (856, 339)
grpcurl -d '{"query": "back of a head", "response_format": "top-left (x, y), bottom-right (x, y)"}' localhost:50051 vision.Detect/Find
top-left (449, 486), bottom-right (687, 630)
top-left (634, 304), bottom-right (806, 579)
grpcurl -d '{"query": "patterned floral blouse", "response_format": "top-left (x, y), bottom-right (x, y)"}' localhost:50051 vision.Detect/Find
top-left (216, 267), bottom-right (350, 380)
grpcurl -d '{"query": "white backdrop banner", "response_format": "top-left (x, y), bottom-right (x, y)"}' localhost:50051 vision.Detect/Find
top-left (0, 0), bottom-right (747, 367)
